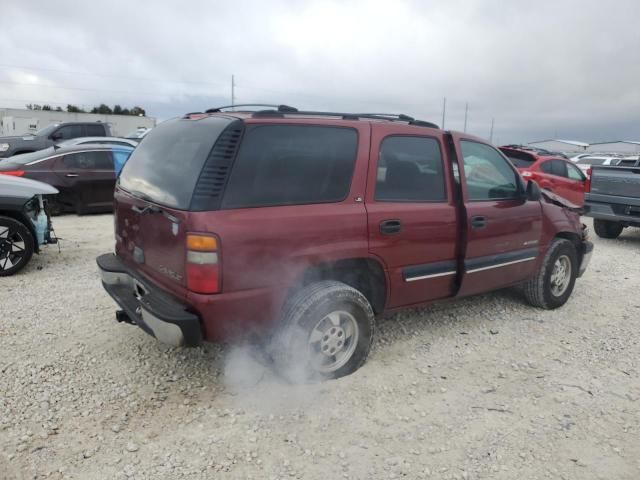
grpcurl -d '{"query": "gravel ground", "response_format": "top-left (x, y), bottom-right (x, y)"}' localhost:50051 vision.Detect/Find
top-left (1, 214), bottom-right (639, 480)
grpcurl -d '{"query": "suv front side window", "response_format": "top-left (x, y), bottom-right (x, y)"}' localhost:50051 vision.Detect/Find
top-left (375, 136), bottom-right (446, 202)
top-left (460, 141), bottom-right (520, 201)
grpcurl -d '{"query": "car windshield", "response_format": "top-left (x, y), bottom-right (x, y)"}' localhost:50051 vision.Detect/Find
top-left (33, 124), bottom-right (59, 137)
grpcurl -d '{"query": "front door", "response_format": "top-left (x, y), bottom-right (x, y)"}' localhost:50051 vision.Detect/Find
top-left (366, 127), bottom-right (460, 308)
top-left (450, 135), bottom-right (542, 297)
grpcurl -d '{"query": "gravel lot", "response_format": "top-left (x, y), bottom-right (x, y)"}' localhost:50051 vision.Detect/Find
top-left (1, 214), bottom-right (639, 480)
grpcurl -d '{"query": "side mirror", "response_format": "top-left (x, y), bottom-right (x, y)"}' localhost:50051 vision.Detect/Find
top-left (526, 180), bottom-right (541, 201)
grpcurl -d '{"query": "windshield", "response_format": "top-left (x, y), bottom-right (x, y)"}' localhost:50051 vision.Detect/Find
top-left (33, 124), bottom-right (59, 137)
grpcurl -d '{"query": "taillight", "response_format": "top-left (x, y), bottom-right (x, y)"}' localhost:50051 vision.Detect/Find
top-left (186, 233), bottom-right (220, 294)
top-left (0, 170), bottom-right (25, 176)
top-left (585, 168), bottom-right (592, 192)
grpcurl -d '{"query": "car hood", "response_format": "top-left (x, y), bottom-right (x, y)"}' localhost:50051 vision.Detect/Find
top-left (541, 188), bottom-right (582, 213)
top-left (0, 135), bottom-right (37, 143)
top-left (0, 174), bottom-right (58, 198)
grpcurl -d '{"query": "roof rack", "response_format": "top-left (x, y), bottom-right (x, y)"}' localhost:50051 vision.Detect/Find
top-left (198, 104), bottom-right (439, 129)
top-left (205, 104), bottom-right (298, 113)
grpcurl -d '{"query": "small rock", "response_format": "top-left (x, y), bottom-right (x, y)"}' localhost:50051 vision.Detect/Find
top-left (125, 442), bottom-right (139, 453)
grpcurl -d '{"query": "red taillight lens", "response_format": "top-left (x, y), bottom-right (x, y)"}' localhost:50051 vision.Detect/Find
top-left (585, 168), bottom-right (592, 192)
top-left (186, 234), bottom-right (220, 294)
top-left (0, 170), bottom-right (25, 176)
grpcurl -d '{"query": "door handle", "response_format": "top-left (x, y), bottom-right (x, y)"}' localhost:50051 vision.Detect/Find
top-left (470, 216), bottom-right (486, 230)
top-left (380, 219), bottom-right (402, 235)
top-left (65, 173), bottom-right (79, 178)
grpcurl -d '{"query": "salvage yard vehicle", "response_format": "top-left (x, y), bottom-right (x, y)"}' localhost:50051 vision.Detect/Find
top-left (0, 121), bottom-right (111, 158)
top-left (0, 175), bottom-right (57, 276)
top-left (585, 163), bottom-right (640, 238)
top-left (97, 105), bottom-right (593, 381)
top-left (0, 144), bottom-right (134, 214)
top-left (499, 146), bottom-right (586, 206)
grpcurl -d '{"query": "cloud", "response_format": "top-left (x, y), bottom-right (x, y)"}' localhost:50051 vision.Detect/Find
top-left (2, 0), bottom-right (639, 143)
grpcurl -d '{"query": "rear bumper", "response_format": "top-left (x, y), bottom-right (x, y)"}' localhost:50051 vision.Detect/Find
top-left (578, 240), bottom-right (593, 278)
top-left (97, 253), bottom-right (202, 347)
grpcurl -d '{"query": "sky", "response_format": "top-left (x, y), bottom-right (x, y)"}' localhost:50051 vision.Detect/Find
top-left (2, 0), bottom-right (639, 144)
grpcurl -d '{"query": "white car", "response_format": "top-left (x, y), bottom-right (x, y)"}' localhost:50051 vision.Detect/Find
top-left (58, 137), bottom-right (138, 148)
top-left (575, 156), bottom-right (624, 174)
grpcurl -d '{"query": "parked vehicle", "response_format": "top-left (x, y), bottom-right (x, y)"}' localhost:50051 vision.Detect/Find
top-left (0, 122), bottom-right (111, 158)
top-left (501, 144), bottom-right (570, 159)
top-left (58, 137), bottom-right (138, 148)
top-left (569, 153), bottom-right (592, 162)
top-left (0, 144), bottom-right (133, 214)
top-left (0, 175), bottom-right (58, 276)
top-left (125, 127), bottom-right (151, 142)
top-left (97, 105), bottom-right (593, 381)
top-left (500, 146), bottom-right (586, 205)
top-left (585, 164), bottom-right (640, 238)
top-left (575, 156), bottom-right (623, 174)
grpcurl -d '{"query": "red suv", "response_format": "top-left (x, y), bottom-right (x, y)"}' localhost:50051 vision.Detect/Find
top-left (97, 105), bottom-right (593, 380)
top-left (499, 146), bottom-right (587, 206)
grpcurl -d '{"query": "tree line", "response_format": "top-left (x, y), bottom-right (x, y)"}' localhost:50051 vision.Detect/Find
top-left (25, 103), bottom-right (146, 116)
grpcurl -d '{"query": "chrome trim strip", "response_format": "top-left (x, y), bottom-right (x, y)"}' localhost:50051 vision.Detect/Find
top-left (466, 256), bottom-right (535, 273)
top-left (25, 148), bottom-right (109, 166)
top-left (405, 270), bottom-right (456, 282)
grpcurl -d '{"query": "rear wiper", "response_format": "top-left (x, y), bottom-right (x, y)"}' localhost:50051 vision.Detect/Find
top-left (128, 190), bottom-right (178, 222)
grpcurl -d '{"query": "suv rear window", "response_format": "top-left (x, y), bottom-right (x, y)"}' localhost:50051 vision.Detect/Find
top-left (119, 117), bottom-right (233, 209)
top-left (222, 125), bottom-right (357, 209)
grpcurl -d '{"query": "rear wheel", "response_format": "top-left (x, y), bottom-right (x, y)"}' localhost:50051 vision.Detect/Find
top-left (593, 219), bottom-right (623, 239)
top-left (523, 239), bottom-right (578, 309)
top-left (0, 216), bottom-right (35, 276)
top-left (271, 281), bottom-right (375, 382)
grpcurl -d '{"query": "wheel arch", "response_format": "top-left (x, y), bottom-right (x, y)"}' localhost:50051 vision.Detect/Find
top-left (0, 210), bottom-right (38, 252)
top-left (287, 257), bottom-right (387, 315)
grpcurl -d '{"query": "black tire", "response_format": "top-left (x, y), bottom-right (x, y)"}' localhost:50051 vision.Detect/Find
top-left (523, 239), bottom-right (578, 309)
top-left (0, 216), bottom-right (35, 276)
top-left (593, 219), bottom-right (623, 239)
top-left (271, 281), bottom-right (375, 382)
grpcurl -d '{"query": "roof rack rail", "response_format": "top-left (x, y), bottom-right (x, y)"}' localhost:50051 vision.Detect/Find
top-left (248, 109), bottom-right (439, 129)
top-left (205, 104), bottom-right (298, 113)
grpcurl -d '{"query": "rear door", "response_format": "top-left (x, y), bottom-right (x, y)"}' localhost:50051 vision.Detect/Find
top-left (366, 126), bottom-right (459, 308)
top-left (564, 161), bottom-right (586, 205)
top-left (451, 135), bottom-right (542, 297)
top-left (56, 150), bottom-right (115, 210)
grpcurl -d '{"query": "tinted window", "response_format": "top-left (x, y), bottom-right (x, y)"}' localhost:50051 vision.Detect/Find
top-left (119, 117), bottom-right (232, 209)
top-left (540, 161), bottom-right (553, 174)
top-left (64, 151), bottom-right (113, 170)
top-left (499, 149), bottom-right (536, 168)
top-left (551, 160), bottom-right (568, 177)
top-left (86, 124), bottom-right (106, 136)
top-left (567, 163), bottom-right (585, 180)
top-left (460, 141), bottom-right (520, 200)
top-left (222, 125), bottom-right (357, 208)
top-left (56, 125), bottom-right (84, 140)
top-left (375, 136), bottom-right (445, 202)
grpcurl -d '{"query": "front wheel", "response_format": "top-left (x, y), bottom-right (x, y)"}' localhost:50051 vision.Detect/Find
top-left (593, 219), bottom-right (623, 239)
top-left (271, 281), bottom-right (375, 382)
top-left (523, 239), bottom-right (578, 309)
top-left (0, 216), bottom-right (35, 276)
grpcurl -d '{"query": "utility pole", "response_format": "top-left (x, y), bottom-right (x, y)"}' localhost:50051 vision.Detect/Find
top-left (463, 102), bottom-right (468, 133)
top-left (231, 74), bottom-right (235, 110)
top-left (489, 118), bottom-right (495, 143)
top-left (441, 97), bottom-right (446, 129)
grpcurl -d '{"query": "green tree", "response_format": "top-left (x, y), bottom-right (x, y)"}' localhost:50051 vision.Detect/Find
top-left (113, 104), bottom-right (123, 115)
top-left (42, 105), bottom-right (52, 111)
top-left (130, 106), bottom-right (146, 116)
top-left (55, 106), bottom-right (63, 112)
top-left (67, 104), bottom-right (85, 113)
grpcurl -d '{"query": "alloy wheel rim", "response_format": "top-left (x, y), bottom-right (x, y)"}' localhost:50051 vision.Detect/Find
top-left (550, 255), bottom-right (571, 297)
top-left (307, 310), bottom-right (359, 373)
top-left (0, 226), bottom-right (27, 272)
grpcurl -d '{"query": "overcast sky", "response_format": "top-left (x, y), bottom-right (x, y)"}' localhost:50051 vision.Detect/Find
top-left (2, 0), bottom-right (639, 144)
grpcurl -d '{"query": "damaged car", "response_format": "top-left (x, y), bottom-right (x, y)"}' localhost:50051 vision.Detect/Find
top-left (0, 174), bottom-right (58, 276)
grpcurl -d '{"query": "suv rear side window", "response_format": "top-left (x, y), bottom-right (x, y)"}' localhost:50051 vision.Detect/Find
top-left (222, 125), bottom-right (357, 209)
top-left (460, 141), bottom-right (520, 200)
top-left (375, 136), bottom-right (445, 202)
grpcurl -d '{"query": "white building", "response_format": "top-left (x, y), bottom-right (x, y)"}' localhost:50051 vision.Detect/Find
top-left (0, 108), bottom-right (156, 137)
top-left (585, 141), bottom-right (640, 154)
top-left (527, 139), bottom-right (589, 153)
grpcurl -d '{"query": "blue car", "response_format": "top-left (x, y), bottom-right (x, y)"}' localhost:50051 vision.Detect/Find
top-left (0, 144), bottom-right (134, 214)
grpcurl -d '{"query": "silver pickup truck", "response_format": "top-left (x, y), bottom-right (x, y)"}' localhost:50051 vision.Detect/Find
top-left (585, 162), bottom-right (640, 238)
